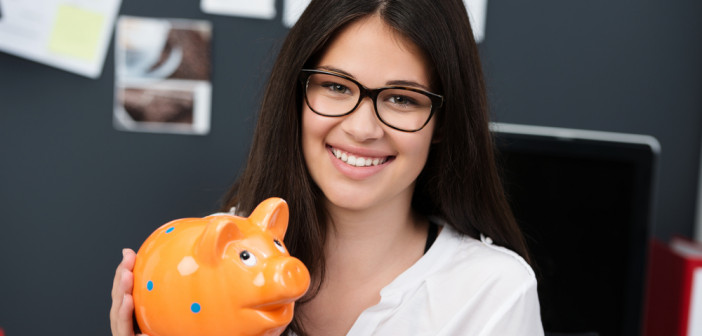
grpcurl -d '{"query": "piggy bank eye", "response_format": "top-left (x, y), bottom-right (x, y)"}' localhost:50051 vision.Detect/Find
top-left (239, 250), bottom-right (257, 266)
top-left (273, 239), bottom-right (286, 253)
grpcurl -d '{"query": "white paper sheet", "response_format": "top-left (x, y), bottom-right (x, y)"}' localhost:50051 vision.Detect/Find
top-left (0, 0), bottom-right (121, 78)
top-left (201, 0), bottom-right (276, 20)
top-left (689, 268), bottom-right (702, 336)
top-left (283, 0), bottom-right (310, 28)
top-left (464, 0), bottom-right (488, 43)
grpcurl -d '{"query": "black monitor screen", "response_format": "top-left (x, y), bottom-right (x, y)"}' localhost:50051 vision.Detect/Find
top-left (492, 123), bottom-right (658, 336)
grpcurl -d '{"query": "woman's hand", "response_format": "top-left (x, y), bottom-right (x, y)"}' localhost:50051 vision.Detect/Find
top-left (110, 248), bottom-right (147, 336)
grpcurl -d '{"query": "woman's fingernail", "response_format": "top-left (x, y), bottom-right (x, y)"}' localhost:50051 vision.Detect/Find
top-left (122, 248), bottom-right (128, 259)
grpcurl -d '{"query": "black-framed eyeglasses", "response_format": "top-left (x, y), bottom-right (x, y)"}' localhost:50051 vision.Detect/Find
top-left (300, 69), bottom-right (443, 132)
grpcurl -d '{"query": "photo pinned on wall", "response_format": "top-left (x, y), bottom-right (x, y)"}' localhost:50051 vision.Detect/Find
top-left (114, 16), bottom-right (212, 135)
top-left (200, 0), bottom-right (275, 19)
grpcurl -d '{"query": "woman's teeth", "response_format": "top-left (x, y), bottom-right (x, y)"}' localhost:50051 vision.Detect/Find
top-left (331, 147), bottom-right (388, 167)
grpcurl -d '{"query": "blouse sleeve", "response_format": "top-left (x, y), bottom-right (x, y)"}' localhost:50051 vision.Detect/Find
top-left (435, 275), bottom-right (544, 336)
top-left (435, 235), bottom-right (545, 336)
top-left (478, 276), bottom-right (544, 336)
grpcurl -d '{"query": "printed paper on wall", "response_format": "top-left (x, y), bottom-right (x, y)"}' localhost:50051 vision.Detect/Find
top-left (463, 0), bottom-right (488, 43)
top-left (282, 0), bottom-right (310, 28)
top-left (113, 16), bottom-right (213, 135)
top-left (201, 0), bottom-right (276, 20)
top-left (0, 0), bottom-right (121, 78)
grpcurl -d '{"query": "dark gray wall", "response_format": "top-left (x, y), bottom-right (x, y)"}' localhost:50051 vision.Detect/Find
top-left (481, 1), bottom-right (702, 242)
top-left (0, 0), bottom-right (700, 334)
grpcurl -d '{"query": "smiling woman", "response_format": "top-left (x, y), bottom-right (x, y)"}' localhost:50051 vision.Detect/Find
top-left (110, 0), bottom-right (544, 335)
top-left (301, 15), bottom-right (436, 216)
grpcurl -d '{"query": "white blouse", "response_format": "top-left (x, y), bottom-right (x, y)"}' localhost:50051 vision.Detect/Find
top-left (343, 221), bottom-right (544, 336)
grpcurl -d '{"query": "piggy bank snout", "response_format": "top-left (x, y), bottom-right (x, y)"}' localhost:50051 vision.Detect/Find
top-left (270, 257), bottom-right (311, 299)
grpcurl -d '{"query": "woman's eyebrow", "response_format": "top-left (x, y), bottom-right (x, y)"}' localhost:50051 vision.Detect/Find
top-left (386, 80), bottom-right (431, 92)
top-left (317, 65), bottom-right (431, 91)
top-left (317, 66), bottom-right (353, 78)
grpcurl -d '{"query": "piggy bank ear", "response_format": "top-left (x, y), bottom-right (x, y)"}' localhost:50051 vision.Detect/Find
top-left (196, 216), bottom-right (244, 265)
top-left (250, 198), bottom-right (289, 241)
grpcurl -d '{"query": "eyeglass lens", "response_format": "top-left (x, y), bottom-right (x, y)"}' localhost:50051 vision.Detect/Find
top-left (305, 73), bottom-right (433, 131)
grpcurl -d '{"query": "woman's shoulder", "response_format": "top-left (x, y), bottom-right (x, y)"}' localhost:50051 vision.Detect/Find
top-left (427, 222), bottom-right (537, 293)
top-left (362, 222), bottom-right (543, 335)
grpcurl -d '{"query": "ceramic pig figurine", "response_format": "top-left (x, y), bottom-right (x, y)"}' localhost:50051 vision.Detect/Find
top-left (132, 197), bottom-right (311, 336)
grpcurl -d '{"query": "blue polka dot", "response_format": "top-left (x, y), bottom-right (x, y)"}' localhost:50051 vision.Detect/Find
top-left (146, 281), bottom-right (154, 291)
top-left (191, 303), bottom-right (201, 313)
top-left (165, 227), bottom-right (174, 233)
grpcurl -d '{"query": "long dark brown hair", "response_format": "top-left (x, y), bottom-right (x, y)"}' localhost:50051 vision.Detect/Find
top-left (221, 0), bottom-right (530, 334)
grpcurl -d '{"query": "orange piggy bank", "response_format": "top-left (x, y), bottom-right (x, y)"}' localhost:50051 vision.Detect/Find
top-left (133, 198), bottom-right (310, 336)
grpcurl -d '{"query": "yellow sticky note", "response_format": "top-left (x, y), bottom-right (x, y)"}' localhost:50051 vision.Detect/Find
top-left (48, 5), bottom-right (105, 61)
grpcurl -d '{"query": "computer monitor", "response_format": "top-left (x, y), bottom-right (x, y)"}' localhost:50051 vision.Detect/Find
top-left (491, 122), bottom-right (660, 336)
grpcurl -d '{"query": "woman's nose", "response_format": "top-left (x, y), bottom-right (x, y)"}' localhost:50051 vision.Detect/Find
top-left (340, 97), bottom-right (384, 141)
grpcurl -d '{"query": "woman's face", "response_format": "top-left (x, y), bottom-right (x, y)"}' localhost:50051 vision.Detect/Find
top-left (301, 15), bottom-right (436, 213)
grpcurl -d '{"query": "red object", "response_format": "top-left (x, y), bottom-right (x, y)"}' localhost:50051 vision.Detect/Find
top-left (0, 327), bottom-right (4, 336)
top-left (644, 237), bottom-right (702, 336)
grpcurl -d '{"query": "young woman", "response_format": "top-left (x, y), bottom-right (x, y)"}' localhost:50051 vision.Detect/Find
top-left (111, 0), bottom-right (544, 335)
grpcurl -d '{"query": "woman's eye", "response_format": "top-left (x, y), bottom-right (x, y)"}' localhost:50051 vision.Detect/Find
top-left (388, 95), bottom-right (417, 106)
top-left (273, 239), bottom-right (286, 253)
top-left (322, 82), bottom-right (350, 94)
top-left (239, 250), bottom-right (257, 266)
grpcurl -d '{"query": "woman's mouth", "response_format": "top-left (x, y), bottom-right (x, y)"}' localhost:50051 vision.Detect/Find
top-left (329, 146), bottom-right (392, 167)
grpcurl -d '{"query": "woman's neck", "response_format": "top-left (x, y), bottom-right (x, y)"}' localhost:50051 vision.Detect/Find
top-left (322, 195), bottom-right (429, 283)
top-left (297, 195), bottom-right (430, 336)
